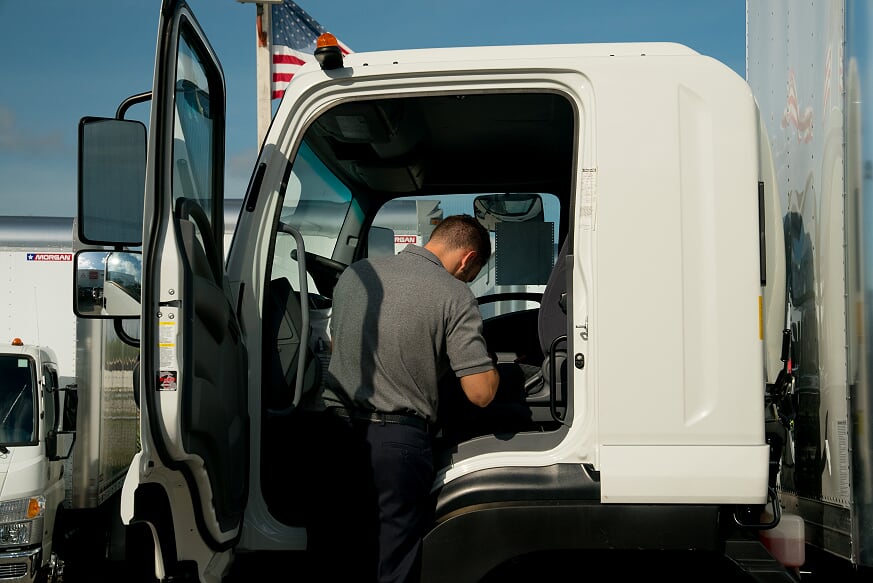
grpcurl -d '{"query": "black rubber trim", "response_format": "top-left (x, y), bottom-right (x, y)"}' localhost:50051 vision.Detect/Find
top-left (434, 463), bottom-right (599, 522)
top-left (424, 464), bottom-right (722, 583)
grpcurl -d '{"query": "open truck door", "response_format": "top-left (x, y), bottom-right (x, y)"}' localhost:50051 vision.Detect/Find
top-left (77, 1), bottom-right (247, 580)
top-left (137, 0), bottom-right (248, 576)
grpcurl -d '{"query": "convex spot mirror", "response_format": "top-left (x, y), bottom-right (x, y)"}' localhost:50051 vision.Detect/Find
top-left (74, 251), bottom-right (142, 318)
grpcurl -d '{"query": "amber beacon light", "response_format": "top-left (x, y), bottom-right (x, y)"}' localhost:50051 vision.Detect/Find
top-left (315, 33), bottom-right (344, 70)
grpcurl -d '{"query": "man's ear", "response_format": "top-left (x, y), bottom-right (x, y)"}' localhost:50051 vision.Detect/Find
top-left (460, 249), bottom-right (478, 271)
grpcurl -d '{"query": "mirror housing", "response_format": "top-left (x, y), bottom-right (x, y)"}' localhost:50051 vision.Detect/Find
top-left (74, 250), bottom-right (142, 318)
top-left (46, 429), bottom-right (76, 462)
top-left (78, 117), bottom-right (146, 246)
top-left (45, 430), bottom-right (57, 459)
top-left (473, 193), bottom-right (545, 231)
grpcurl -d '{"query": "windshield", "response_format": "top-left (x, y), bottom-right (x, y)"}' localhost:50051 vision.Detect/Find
top-left (373, 193), bottom-right (560, 319)
top-left (0, 355), bottom-right (36, 444)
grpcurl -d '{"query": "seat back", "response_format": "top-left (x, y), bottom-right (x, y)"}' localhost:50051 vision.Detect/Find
top-left (265, 277), bottom-right (320, 414)
top-left (538, 237), bottom-right (569, 356)
top-left (537, 237), bottom-right (569, 421)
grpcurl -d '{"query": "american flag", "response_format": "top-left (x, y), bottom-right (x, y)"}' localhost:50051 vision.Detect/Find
top-left (780, 69), bottom-right (813, 144)
top-left (271, 0), bottom-right (351, 100)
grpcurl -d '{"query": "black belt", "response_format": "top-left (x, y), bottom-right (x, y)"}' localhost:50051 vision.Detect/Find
top-left (328, 407), bottom-right (429, 432)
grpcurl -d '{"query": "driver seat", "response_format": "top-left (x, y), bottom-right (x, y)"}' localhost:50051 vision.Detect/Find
top-left (264, 277), bottom-right (321, 414)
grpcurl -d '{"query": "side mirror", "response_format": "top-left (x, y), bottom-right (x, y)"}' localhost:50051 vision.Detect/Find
top-left (60, 385), bottom-right (78, 433)
top-left (74, 251), bottom-right (142, 318)
top-left (48, 385), bottom-right (77, 461)
top-left (46, 429), bottom-right (76, 462)
top-left (78, 117), bottom-right (146, 246)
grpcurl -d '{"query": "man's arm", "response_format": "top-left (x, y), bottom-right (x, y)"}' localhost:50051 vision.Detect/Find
top-left (459, 369), bottom-right (500, 407)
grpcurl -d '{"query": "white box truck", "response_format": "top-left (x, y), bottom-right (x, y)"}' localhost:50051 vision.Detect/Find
top-left (72, 1), bottom-right (840, 581)
top-left (747, 0), bottom-right (873, 578)
top-left (0, 216), bottom-right (140, 582)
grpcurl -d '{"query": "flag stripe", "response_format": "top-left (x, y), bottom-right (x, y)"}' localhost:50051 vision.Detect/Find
top-left (273, 54), bottom-right (306, 66)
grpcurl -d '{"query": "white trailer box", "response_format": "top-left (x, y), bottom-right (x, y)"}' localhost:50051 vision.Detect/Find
top-left (0, 217), bottom-right (76, 387)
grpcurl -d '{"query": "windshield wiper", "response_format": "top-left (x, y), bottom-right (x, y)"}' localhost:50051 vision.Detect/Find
top-left (2, 384), bottom-right (28, 425)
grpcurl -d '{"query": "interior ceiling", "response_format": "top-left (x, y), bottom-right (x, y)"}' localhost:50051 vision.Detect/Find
top-left (304, 92), bottom-right (576, 200)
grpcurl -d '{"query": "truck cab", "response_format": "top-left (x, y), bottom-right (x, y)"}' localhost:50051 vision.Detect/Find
top-left (0, 340), bottom-right (72, 582)
top-left (76, 2), bottom-right (794, 581)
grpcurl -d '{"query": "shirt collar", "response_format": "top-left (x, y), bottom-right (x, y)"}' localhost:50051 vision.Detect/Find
top-left (401, 244), bottom-right (442, 268)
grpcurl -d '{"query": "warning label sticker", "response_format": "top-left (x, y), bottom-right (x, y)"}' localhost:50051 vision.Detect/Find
top-left (159, 321), bottom-right (178, 370)
top-left (158, 371), bottom-right (177, 391)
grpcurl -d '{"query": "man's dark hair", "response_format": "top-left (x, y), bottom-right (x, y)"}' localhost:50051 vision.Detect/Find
top-left (429, 214), bottom-right (492, 266)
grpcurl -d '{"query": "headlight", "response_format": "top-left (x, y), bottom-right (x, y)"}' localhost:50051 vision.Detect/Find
top-left (0, 521), bottom-right (32, 545)
top-left (0, 497), bottom-right (44, 545)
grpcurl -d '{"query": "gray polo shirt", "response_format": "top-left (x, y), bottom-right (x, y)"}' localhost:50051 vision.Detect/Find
top-left (324, 245), bottom-right (493, 422)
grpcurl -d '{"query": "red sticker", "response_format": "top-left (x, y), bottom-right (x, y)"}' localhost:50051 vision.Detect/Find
top-left (158, 371), bottom-right (177, 391)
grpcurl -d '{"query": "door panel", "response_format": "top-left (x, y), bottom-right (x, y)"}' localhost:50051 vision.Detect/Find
top-left (177, 202), bottom-right (248, 534)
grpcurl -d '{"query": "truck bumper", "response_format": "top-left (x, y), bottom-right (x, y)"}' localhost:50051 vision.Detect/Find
top-left (0, 547), bottom-right (41, 582)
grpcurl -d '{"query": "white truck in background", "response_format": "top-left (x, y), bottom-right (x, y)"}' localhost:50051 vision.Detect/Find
top-left (0, 339), bottom-right (66, 583)
top-left (0, 216), bottom-right (141, 582)
top-left (747, 1), bottom-right (873, 578)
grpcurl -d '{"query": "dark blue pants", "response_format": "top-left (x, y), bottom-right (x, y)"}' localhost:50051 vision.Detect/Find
top-left (363, 421), bottom-right (434, 583)
top-left (303, 412), bottom-right (434, 583)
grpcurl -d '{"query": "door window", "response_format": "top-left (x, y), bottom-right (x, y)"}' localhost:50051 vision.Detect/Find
top-left (172, 29), bottom-right (223, 268)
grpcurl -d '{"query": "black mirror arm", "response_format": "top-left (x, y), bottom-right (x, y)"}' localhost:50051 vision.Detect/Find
top-left (114, 318), bottom-right (140, 348)
top-left (116, 91), bottom-right (152, 120)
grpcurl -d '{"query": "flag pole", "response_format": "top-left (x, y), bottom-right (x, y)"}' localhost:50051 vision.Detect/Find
top-left (255, 3), bottom-right (273, 148)
top-left (237, 0), bottom-right (278, 148)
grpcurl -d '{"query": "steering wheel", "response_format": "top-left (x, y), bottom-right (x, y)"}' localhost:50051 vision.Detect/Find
top-left (305, 252), bottom-right (347, 275)
top-left (288, 249), bottom-right (348, 299)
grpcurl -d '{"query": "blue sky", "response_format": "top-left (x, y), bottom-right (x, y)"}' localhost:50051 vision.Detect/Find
top-left (0, 0), bottom-right (746, 218)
